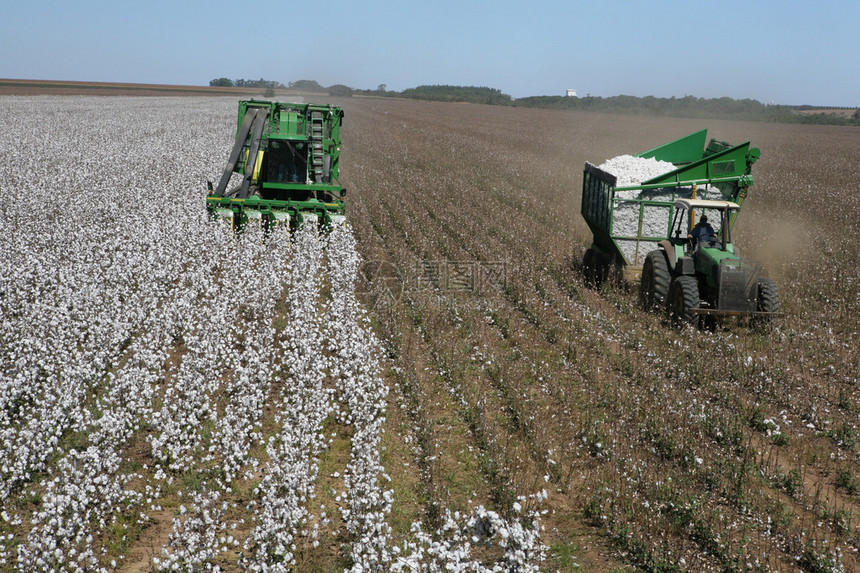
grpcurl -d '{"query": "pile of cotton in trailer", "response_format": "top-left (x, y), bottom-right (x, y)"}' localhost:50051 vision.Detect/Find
top-left (598, 155), bottom-right (722, 266)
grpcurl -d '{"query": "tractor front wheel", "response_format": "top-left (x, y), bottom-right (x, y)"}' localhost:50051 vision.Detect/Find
top-left (641, 250), bottom-right (671, 311)
top-left (668, 276), bottom-right (700, 328)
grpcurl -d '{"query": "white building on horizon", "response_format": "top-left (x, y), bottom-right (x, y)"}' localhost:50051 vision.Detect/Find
top-left (566, 89), bottom-right (577, 97)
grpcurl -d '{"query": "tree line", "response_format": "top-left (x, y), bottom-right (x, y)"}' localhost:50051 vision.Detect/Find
top-left (513, 94), bottom-right (860, 126)
top-left (399, 85), bottom-right (511, 105)
top-left (208, 78), bottom-right (858, 126)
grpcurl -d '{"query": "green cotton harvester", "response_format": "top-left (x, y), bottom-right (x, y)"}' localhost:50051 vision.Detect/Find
top-left (207, 100), bottom-right (345, 230)
top-left (580, 129), bottom-right (781, 327)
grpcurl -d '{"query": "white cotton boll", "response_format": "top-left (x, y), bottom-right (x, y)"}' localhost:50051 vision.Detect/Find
top-left (598, 155), bottom-right (676, 187)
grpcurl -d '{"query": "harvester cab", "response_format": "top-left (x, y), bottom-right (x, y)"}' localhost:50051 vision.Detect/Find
top-left (206, 100), bottom-right (346, 231)
top-left (641, 198), bottom-right (780, 327)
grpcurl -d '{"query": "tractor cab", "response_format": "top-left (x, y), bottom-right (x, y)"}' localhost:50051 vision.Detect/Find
top-left (670, 199), bottom-right (740, 255)
top-left (671, 199), bottom-right (743, 291)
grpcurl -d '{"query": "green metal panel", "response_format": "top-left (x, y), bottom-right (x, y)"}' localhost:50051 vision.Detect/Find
top-left (636, 129), bottom-right (708, 164)
top-left (581, 163), bottom-right (617, 256)
top-left (695, 247), bottom-right (740, 288)
top-left (278, 110), bottom-right (300, 136)
top-left (640, 141), bottom-right (755, 188)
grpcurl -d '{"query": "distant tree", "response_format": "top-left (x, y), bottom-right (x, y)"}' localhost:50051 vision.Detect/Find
top-left (854, 108), bottom-right (860, 120)
top-left (232, 78), bottom-right (283, 89)
top-left (209, 78), bottom-right (234, 87)
top-left (328, 84), bottom-right (354, 97)
top-left (263, 85), bottom-right (276, 98)
top-left (289, 79), bottom-right (325, 92)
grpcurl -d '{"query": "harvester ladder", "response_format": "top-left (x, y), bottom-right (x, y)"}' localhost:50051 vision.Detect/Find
top-left (214, 107), bottom-right (269, 198)
top-left (310, 111), bottom-right (325, 182)
top-left (214, 108), bottom-right (259, 196)
top-left (238, 109), bottom-right (269, 199)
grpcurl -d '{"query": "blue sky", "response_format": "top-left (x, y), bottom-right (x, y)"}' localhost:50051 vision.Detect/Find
top-left (2, 0), bottom-right (857, 107)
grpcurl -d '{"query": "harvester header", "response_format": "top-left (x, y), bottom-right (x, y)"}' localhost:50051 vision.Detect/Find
top-left (207, 100), bottom-right (346, 230)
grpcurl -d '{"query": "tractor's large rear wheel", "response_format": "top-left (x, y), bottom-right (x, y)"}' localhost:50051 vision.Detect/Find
top-left (641, 250), bottom-right (671, 311)
top-left (583, 248), bottom-right (608, 287)
top-left (757, 278), bottom-right (779, 314)
top-left (669, 276), bottom-right (700, 328)
top-left (583, 248), bottom-right (595, 286)
top-left (754, 277), bottom-right (779, 328)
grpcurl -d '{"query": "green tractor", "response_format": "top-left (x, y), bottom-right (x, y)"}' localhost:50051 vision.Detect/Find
top-left (640, 198), bottom-right (780, 327)
top-left (206, 100), bottom-right (346, 231)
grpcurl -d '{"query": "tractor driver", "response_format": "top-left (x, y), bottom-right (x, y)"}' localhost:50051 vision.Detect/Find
top-left (689, 215), bottom-right (717, 250)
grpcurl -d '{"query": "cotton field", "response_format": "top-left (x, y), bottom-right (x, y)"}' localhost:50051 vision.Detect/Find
top-left (0, 97), bottom-right (546, 571)
top-left (3, 93), bottom-right (860, 572)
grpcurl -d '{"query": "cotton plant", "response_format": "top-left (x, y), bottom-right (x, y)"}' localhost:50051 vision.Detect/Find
top-left (153, 487), bottom-right (234, 572)
top-left (147, 232), bottom-right (237, 472)
top-left (324, 225), bottom-right (395, 569)
top-left (388, 505), bottom-right (546, 573)
top-left (0, 95), bottom-right (237, 568)
top-left (241, 225), bottom-right (336, 571)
